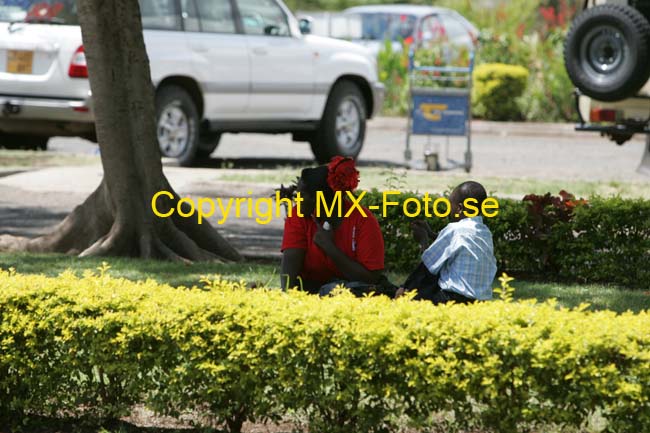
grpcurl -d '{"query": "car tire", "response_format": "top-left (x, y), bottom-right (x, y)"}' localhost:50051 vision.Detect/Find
top-left (564, 4), bottom-right (650, 102)
top-left (0, 134), bottom-right (49, 150)
top-left (310, 80), bottom-right (366, 164)
top-left (196, 133), bottom-right (221, 158)
top-left (155, 85), bottom-right (200, 167)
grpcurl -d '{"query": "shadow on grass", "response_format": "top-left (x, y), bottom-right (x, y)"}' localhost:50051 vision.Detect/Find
top-left (0, 252), bottom-right (277, 289)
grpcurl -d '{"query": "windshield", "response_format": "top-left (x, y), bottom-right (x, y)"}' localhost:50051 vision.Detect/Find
top-left (0, 0), bottom-right (78, 24)
top-left (355, 13), bottom-right (417, 42)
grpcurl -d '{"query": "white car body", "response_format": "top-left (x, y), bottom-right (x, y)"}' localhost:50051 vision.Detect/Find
top-left (0, 0), bottom-right (383, 165)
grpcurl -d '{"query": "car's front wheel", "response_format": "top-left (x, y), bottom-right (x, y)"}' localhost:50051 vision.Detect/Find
top-left (310, 81), bottom-right (366, 164)
top-left (155, 85), bottom-right (200, 167)
top-left (196, 132), bottom-right (221, 158)
top-left (0, 134), bottom-right (49, 150)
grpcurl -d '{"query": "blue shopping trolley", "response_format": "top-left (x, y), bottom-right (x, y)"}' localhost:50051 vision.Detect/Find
top-left (405, 49), bottom-right (475, 173)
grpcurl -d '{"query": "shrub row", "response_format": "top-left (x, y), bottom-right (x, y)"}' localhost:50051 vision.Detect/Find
top-left (472, 63), bottom-right (529, 120)
top-left (1, 268), bottom-right (650, 432)
top-left (363, 191), bottom-right (650, 288)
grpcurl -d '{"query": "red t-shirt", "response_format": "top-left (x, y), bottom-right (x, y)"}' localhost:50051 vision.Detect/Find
top-left (280, 200), bottom-right (385, 284)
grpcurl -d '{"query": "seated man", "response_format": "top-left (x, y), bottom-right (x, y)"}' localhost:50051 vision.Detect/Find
top-left (280, 157), bottom-right (393, 297)
top-left (397, 181), bottom-right (497, 304)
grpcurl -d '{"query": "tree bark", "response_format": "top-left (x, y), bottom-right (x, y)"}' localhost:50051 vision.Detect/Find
top-left (0, 0), bottom-right (240, 262)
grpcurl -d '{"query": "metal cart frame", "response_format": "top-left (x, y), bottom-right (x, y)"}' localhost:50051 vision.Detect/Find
top-left (404, 48), bottom-right (475, 173)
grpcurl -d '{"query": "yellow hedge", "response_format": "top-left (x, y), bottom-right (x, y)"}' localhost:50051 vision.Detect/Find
top-left (1, 267), bottom-right (649, 433)
top-left (473, 63), bottom-right (529, 120)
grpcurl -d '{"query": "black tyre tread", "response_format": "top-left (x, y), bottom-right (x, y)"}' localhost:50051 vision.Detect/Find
top-left (155, 85), bottom-right (200, 167)
top-left (0, 134), bottom-right (48, 150)
top-left (310, 80), bottom-right (366, 164)
top-left (564, 4), bottom-right (650, 101)
top-left (197, 133), bottom-right (221, 158)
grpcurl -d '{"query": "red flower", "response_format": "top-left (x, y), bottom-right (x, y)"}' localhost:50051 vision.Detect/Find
top-left (327, 156), bottom-right (359, 192)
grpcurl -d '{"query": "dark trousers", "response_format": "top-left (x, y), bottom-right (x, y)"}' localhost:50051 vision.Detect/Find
top-left (412, 285), bottom-right (475, 305)
top-left (404, 262), bottom-right (475, 305)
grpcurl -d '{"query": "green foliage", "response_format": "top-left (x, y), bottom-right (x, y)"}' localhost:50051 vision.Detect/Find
top-left (476, 29), bottom-right (532, 66)
top-left (377, 39), bottom-right (410, 116)
top-left (522, 29), bottom-right (577, 122)
top-left (370, 1), bottom-right (578, 121)
top-left (472, 63), bottom-right (529, 120)
top-left (362, 190), bottom-right (650, 289)
top-left (1, 268), bottom-right (650, 432)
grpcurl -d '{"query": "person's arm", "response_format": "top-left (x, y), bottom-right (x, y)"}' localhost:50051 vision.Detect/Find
top-left (411, 220), bottom-right (436, 252)
top-left (280, 248), bottom-right (306, 290)
top-left (421, 227), bottom-right (457, 275)
top-left (313, 225), bottom-right (382, 283)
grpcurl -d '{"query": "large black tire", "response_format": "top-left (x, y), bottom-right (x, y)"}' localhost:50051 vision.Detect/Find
top-left (155, 85), bottom-right (200, 167)
top-left (564, 4), bottom-right (650, 102)
top-left (196, 133), bottom-right (221, 158)
top-left (0, 134), bottom-right (48, 150)
top-left (310, 81), bottom-right (366, 164)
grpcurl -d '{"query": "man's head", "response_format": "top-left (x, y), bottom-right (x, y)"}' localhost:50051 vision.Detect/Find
top-left (449, 181), bottom-right (487, 222)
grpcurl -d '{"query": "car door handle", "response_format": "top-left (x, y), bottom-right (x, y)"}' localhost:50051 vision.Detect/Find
top-left (252, 47), bottom-right (268, 56)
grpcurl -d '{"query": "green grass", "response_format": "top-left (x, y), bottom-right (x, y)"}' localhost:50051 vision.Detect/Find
top-left (2, 253), bottom-right (648, 314)
top-left (0, 149), bottom-right (98, 169)
top-left (215, 167), bottom-right (650, 199)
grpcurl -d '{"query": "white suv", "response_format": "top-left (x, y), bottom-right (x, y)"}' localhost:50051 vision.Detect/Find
top-left (0, 0), bottom-right (383, 166)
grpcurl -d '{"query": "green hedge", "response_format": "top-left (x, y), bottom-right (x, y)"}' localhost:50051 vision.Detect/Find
top-left (363, 191), bottom-right (650, 288)
top-left (472, 63), bottom-right (529, 120)
top-left (1, 269), bottom-right (650, 432)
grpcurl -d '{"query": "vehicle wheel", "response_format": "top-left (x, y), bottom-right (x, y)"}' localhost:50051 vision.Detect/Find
top-left (564, 4), bottom-right (650, 102)
top-left (310, 81), bottom-right (366, 164)
top-left (0, 134), bottom-right (49, 150)
top-left (155, 85), bottom-right (200, 167)
top-left (29, 136), bottom-right (48, 150)
top-left (196, 133), bottom-right (221, 158)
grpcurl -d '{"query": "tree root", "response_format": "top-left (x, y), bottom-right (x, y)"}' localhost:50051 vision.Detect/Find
top-left (1, 180), bottom-right (242, 263)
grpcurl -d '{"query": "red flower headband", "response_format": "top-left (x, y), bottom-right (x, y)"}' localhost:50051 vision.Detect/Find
top-left (326, 156), bottom-right (359, 192)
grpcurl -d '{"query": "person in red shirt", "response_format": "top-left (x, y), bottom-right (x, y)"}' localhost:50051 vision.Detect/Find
top-left (280, 157), bottom-right (391, 296)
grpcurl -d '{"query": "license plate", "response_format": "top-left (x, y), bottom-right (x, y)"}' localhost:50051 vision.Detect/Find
top-left (7, 50), bottom-right (34, 74)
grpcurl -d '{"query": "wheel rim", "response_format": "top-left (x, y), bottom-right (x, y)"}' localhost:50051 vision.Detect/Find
top-left (157, 104), bottom-right (190, 158)
top-left (335, 97), bottom-right (361, 153)
top-left (580, 25), bottom-right (627, 84)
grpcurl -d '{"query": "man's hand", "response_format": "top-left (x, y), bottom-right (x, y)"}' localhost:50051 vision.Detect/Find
top-left (411, 220), bottom-right (435, 251)
top-left (313, 223), bottom-right (335, 252)
top-left (395, 287), bottom-right (406, 299)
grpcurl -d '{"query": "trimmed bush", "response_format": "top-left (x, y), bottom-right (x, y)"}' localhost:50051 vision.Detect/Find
top-left (1, 268), bottom-right (650, 432)
top-left (362, 190), bottom-right (650, 288)
top-left (472, 63), bottom-right (529, 120)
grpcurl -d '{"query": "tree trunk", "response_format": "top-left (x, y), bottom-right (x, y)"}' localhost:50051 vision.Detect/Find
top-left (0, 0), bottom-right (240, 262)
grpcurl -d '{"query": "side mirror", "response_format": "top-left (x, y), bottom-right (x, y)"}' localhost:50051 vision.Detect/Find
top-left (299, 17), bottom-right (313, 35)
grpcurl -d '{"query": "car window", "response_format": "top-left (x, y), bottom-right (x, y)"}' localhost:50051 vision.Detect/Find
top-left (419, 14), bottom-right (446, 44)
top-left (0, 0), bottom-right (78, 24)
top-left (195, 0), bottom-right (236, 33)
top-left (358, 13), bottom-right (416, 42)
top-left (140, 0), bottom-right (181, 30)
top-left (439, 14), bottom-right (472, 46)
top-left (237, 0), bottom-right (290, 36)
top-left (180, 0), bottom-right (200, 32)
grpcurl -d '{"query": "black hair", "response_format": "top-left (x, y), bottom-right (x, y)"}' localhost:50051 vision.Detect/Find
top-left (300, 166), bottom-right (335, 203)
top-left (452, 181), bottom-right (487, 207)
